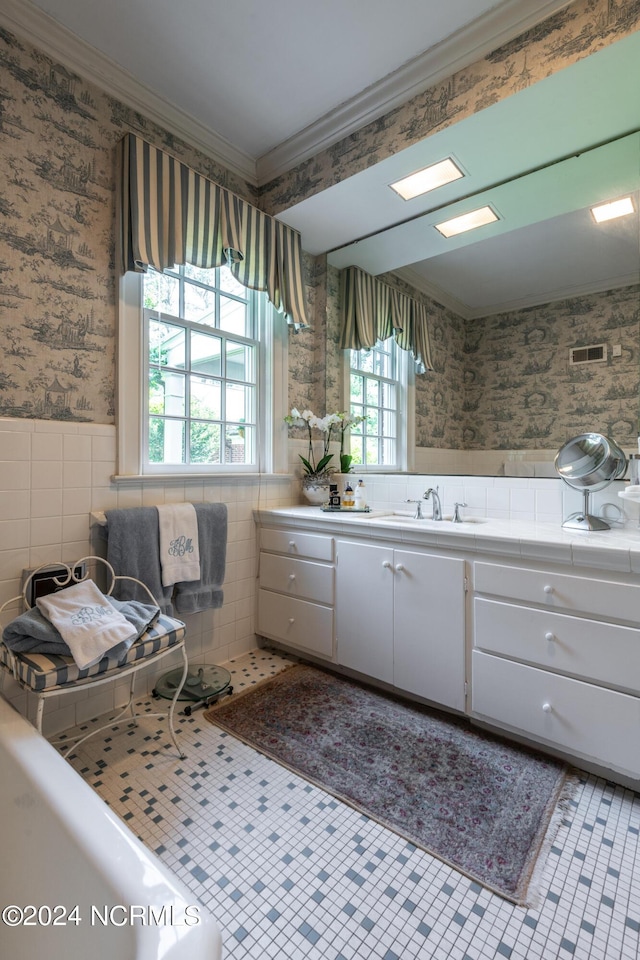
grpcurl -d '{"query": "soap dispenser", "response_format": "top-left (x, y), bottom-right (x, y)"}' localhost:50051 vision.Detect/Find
top-left (343, 481), bottom-right (355, 508)
top-left (354, 479), bottom-right (366, 509)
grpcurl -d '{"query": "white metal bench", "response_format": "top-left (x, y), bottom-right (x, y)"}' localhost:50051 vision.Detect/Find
top-left (0, 556), bottom-right (189, 758)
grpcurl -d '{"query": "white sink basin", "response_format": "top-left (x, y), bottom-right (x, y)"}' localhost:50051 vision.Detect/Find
top-left (372, 513), bottom-right (487, 525)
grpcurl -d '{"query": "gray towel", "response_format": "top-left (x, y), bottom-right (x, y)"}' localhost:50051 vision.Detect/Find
top-left (173, 503), bottom-right (227, 614)
top-left (2, 597), bottom-right (160, 661)
top-left (105, 507), bottom-right (174, 614)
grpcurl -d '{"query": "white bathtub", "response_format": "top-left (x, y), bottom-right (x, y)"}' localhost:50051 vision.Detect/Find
top-left (0, 696), bottom-right (222, 959)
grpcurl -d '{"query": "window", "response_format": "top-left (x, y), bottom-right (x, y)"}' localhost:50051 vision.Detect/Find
top-left (117, 266), bottom-right (288, 478)
top-left (347, 338), bottom-right (413, 470)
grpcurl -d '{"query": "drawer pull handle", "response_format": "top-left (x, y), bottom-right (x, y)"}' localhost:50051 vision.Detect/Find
top-left (382, 560), bottom-right (393, 570)
top-left (395, 563), bottom-right (405, 573)
top-left (544, 631), bottom-right (555, 641)
top-left (288, 617), bottom-right (295, 625)
top-left (542, 702), bottom-right (552, 713)
top-left (288, 574), bottom-right (296, 581)
top-left (543, 585), bottom-right (553, 595)
top-left (288, 540), bottom-right (296, 548)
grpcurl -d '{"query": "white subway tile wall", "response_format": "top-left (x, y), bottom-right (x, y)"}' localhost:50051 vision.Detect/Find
top-left (0, 419), bottom-right (633, 735)
top-left (0, 418), bottom-right (297, 736)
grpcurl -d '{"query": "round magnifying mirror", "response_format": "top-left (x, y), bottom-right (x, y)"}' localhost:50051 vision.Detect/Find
top-left (554, 433), bottom-right (626, 530)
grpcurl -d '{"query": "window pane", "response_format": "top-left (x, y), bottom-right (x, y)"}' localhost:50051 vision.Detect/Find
top-left (144, 270), bottom-right (179, 315)
top-left (364, 436), bottom-right (379, 464)
top-left (350, 435), bottom-right (363, 464)
top-left (226, 341), bottom-right (253, 382)
top-left (190, 421), bottom-right (221, 464)
top-left (350, 374), bottom-right (364, 403)
top-left (366, 408), bottom-right (379, 434)
top-left (224, 424), bottom-right (251, 464)
top-left (184, 282), bottom-right (217, 325)
top-left (183, 264), bottom-right (217, 287)
top-left (359, 350), bottom-right (374, 373)
top-left (149, 417), bottom-right (185, 464)
top-left (383, 409), bottom-right (396, 437)
top-left (191, 331), bottom-right (221, 376)
top-left (365, 378), bottom-right (379, 405)
top-left (382, 382), bottom-right (396, 408)
top-left (149, 369), bottom-right (185, 417)
top-left (190, 375), bottom-right (221, 420)
top-left (226, 382), bottom-right (253, 424)
top-left (150, 321), bottom-right (185, 369)
top-left (220, 297), bottom-right (248, 336)
top-left (220, 265), bottom-right (247, 298)
top-left (374, 349), bottom-right (391, 377)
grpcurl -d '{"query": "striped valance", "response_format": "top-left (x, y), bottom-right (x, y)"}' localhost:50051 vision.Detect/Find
top-left (340, 266), bottom-right (433, 373)
top-left (116, 134), bottom-right (308, 330)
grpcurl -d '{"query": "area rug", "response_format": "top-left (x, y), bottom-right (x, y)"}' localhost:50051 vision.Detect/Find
top-left (204, 664), bottom-right (576, 905)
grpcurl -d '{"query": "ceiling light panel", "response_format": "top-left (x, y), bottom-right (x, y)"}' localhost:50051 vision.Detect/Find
top-left (591, 196), bottom-right (635, 223)
top-left (390, 158), bottom-right (464, 200)
top-left (435, 205), bottom-right (499, 238)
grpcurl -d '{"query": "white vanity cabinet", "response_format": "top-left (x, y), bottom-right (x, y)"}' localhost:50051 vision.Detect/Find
top-left (471, 560), bottom-right (640, 780)
top-left (257, 528), bottom-right (335, 660)
top-left (335, 539), bottom-right (466, 711)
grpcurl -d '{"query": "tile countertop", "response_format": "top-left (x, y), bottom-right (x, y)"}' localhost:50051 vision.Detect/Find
top-left (254, 506), bottom-right (640, 574)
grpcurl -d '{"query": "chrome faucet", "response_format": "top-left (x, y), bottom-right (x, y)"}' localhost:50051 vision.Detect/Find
top-left (423, 487), bottom-right (442, 521)
top-left (452, 501), bottom-right (468, 523)
top-left (406, 499), bottom-right (425, 519)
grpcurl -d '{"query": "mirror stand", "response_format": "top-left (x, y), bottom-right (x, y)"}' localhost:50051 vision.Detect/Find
top-left (562, 490), bottom-right (611, 531)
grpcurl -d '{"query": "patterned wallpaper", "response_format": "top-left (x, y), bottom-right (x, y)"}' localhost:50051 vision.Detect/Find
top-left (1, 1), bottom-right (638, 454)
top-left (259, 0), bottom-right (640, 216)
top-left (463, 284), bottom-right (640, 449)
top-left (0, 27), bottom-right (258, 424)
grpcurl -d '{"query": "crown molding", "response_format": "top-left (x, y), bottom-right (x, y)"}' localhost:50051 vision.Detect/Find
top-left (395, 266), bottom-right (640, 321)
top-left (0, 0), bottom-right (258, 185)
top-left (394, 266), bottom-right (473, 319)
top-left (256, 0), bottom-right (573, 183)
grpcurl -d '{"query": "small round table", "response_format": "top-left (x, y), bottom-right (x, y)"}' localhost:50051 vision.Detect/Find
top-left (153, 664), bottom-right (233, 716)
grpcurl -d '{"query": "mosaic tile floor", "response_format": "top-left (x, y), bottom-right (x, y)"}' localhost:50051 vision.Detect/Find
top-left (60, 649), bottom-right (640, 960)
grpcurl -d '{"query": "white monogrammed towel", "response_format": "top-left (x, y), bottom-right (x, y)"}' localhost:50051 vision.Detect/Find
top-left (156, 503), bottom-right (201, 587)
top-left (36, 580), bottom-right (137, 670)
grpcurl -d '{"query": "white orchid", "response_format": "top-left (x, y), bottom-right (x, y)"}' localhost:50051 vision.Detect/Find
top-left (283, 406), bottom-right (344, 478)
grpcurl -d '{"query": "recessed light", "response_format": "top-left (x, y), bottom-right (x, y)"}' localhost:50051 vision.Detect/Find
top-left (591, 196), bottom-right (635, 223)
top-left (390, 158), bottom-right (464, 201)
top-left (435, 205), bottom-right (499, 238)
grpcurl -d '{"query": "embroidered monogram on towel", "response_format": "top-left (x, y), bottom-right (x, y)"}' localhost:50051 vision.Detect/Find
top-left (156, 503), bottom-right (201, 587)
top-left (36, 580), bottom-right (137, 670)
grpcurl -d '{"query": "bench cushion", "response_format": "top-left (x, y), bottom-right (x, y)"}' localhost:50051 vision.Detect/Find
top-left (0, 614), bottom-right (186, 693)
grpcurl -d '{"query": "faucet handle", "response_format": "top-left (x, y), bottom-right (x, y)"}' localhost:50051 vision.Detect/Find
top-left (452, 501), bottom-right (468, 522)
top-left (406, 499), bottom-right (424, 519)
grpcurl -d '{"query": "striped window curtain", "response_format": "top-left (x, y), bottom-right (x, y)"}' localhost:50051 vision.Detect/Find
top-left (117, 133), bottom-right (309, 330)
top-left (340, 266), bottom-right (433, 372)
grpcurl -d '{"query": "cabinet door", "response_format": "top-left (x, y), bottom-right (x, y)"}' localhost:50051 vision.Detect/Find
top-left (394, 550), bottom-right (466, 711)
top-left (335, 540), bottom-right (394, 683)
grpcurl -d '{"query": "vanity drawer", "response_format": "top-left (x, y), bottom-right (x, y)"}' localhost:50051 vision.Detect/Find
top-left (471, 651), bottom-right (640, 779)
top-left (257, 590), bottom-right (333, 658)
top-left (259, 553), bottom-right (334, 605)
top-left (474, 598), bottom-right (640, 694)
top-left (474, 561), bottom-right (640, 625)
top-left (260, 528), bottom-right (334, 562)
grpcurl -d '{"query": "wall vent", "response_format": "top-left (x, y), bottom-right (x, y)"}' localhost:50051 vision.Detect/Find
top-left (569, 343), bottom-right (606, 365)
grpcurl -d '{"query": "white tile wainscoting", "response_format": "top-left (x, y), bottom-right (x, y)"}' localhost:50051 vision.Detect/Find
top-left (0, 417), bottom-right (296, 736)
top-left (0, 417), bottom-right (634, 734)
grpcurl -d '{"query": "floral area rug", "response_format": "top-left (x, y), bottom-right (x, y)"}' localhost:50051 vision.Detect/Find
top-left (204, 664), bottom-right (576, 905)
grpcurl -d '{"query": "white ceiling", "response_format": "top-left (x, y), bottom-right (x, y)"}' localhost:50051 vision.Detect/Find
top-left (6, 0), bottom-right (572, 178)
top-left (2, 0), bottom-right (637, 317)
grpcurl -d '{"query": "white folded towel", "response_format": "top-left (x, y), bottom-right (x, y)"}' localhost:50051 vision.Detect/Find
top-left (36, 580), bottom-right (136, 670)
top-left (156, 503), bottom-right (201, 587)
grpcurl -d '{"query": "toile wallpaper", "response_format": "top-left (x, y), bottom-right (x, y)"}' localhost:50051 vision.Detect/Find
top-left (0, 26), bottom-right (258, 424)
top-left (1, 0), bottom-right (639, 452)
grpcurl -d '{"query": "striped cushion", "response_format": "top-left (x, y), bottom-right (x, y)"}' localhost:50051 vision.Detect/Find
top-left (0, 615), bottom-right (186, 693)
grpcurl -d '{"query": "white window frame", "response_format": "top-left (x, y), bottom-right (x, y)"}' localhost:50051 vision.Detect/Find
top-left (343, 338), bottom-right (414, 473)
top-left (116, 271), bottom-right (288, 480)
